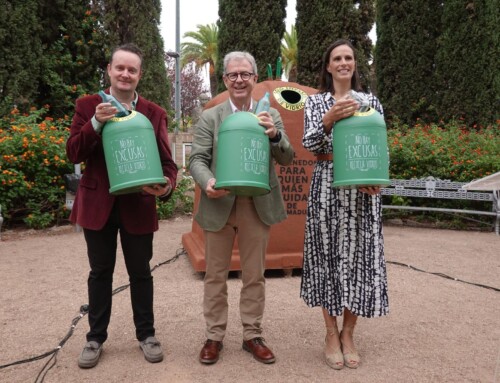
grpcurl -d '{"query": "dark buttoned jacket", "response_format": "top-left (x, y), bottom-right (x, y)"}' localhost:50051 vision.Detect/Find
top-left (66, 92), bottom-right (178, 234)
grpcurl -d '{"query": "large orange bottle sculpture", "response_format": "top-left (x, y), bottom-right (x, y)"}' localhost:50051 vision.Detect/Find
top-left (182, 80), bottom-right (317, 272)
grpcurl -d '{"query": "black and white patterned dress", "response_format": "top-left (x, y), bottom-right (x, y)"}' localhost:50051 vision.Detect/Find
top-left (300, 92), bottom-right (389, 318)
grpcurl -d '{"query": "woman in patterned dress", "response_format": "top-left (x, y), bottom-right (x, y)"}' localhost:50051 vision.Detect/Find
top-left (300, 39), bottom-right (389, 370)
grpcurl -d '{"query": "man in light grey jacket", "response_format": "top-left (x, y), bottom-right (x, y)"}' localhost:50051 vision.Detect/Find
top-left (189, 51), bottom-right (294, 365)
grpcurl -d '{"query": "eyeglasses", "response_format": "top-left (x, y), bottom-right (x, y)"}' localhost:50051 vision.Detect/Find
top-left (224, 72), bottom-right (255, 82)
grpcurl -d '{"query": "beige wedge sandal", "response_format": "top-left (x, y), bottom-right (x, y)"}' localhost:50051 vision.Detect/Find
top-left (340, 325), bottom-right (360, 369)
top-left (324, 326), bottom-right (344, 370)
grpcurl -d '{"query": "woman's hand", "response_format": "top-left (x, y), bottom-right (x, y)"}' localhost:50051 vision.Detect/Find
top-left (323, 98), bottom-right (359, 132)
top-left (331, 98), bottom-right (359, 122)
top-left (358, 186), bottom-right (381, 195)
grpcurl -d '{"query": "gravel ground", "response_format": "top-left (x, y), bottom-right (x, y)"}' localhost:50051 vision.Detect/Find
top-left (0, 215), bottom-right (499, 383)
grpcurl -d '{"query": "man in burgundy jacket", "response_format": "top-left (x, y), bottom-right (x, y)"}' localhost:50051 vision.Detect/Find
top-left (66, 43), bottom-right (178, 369)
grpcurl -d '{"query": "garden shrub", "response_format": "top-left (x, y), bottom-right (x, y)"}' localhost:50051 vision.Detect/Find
top-left (156, 172), bottom-right (194, 220)
top-left (387, 118), bottom-right (499, 181)
top-left (0, 107), bottom-right (195, 229)
top-left (0, 107), bottom-right (73, 228)
top-left (384, 118), bottom-right (500, 229)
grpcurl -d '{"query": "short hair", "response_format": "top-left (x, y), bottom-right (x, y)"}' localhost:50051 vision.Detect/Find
top-left (223, 51), bottom-right (258, 74)
top-left (318, 39), bottom-right (361, 94)
top-left (110, 43), bottom-right (144, 68)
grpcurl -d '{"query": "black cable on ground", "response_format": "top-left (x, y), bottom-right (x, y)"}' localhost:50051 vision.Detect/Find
top-left (0, 306), bottom-right (88, 370)
top-left (387, 260), bottom-right (500, 292)
top-left (33, 307), bottom-right (88, 383)
top-left (0, 248), bottom-right (186, 382)
top-left (2, 248), bottom-right (496, 381)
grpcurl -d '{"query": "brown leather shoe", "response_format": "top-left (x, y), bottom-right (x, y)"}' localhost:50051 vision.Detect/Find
top-left (199, 339), bottom-right (223, 364)
top-left (242, 337), bottom-right (276, 364)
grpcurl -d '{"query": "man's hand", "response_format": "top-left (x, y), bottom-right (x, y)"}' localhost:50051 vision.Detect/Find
top-left (257, 111), bottom-right (279, 140)
top-left (143, 177), bottom-right (172, 197)
top-left (206, 178), bottom-right (230, 199)
top-left (95, 102), bottom-right (118, 123)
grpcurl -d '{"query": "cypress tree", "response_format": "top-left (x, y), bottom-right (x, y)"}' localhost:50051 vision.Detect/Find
top-left (216, 0), bottom-right (286, 94)
top-left (375, 0), bottom-right (442, 124)
top-left (36, 0), bottom-right (106, 117)
top-left (434, 1), bottom-right (499, 126)
top-left (355, 0), bottom-right (376, 90)
top-left (101, 0), bottom-right (170, 110)
top-left (0, 1), bottom-right (42, 115)
top-left (296, 0), bottom-right (375, 89)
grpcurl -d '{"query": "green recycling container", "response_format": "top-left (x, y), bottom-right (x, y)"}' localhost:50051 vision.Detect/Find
top-left (102, 110), bottom-right (165, 195)
top-left (332, 108), bottom-right (390, 188)
top-left (215, 112), bottom-right (271, 196)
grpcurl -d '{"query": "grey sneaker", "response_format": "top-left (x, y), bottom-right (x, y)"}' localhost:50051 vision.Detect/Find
top-left (78, 341), bottom-right (102, 368)
top-left (139, 336), bottom-right (164, 363)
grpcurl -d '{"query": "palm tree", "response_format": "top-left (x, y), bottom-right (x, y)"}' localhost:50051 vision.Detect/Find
top-left (181, 23), bottom-right (218, 97)
top-left (281, 24), bottom-right (298, 82)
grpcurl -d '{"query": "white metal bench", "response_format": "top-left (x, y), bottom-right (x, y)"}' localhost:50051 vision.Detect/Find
top-left (380, 177), bottom-right (500, 235)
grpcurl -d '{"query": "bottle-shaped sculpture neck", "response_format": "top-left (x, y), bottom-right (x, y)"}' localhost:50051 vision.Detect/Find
top-left (98, 90), bottom-right (130, 117)
top-left (254, 92), bottom-right (271, 114)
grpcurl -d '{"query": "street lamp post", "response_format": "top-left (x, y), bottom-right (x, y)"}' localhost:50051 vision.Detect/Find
top-left (165, 0), bottom-right (181, 164)
top-left (166, 50), bottom-right (181, 135)
top-left (167, 0), bottom-right (181, 135)
top-left (175, 0), bottom-right (181, 133)
top-left (166, 0), bottom-right (181, 134)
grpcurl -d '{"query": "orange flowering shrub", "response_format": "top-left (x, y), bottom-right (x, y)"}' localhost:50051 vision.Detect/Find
top-left (0, 107), bottom-right (73, 228)
top-left (387, 119), bottom-right (500, 181)
top-left (385, 119), bottom-right (499, 228)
